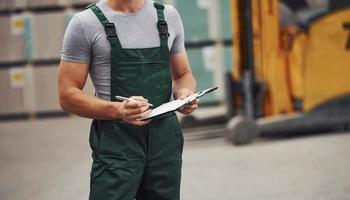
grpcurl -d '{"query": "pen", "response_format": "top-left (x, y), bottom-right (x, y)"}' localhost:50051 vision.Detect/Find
top-left (115, 95), bottom-right (154, 107)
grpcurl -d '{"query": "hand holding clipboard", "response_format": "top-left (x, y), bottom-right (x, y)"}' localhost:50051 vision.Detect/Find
top-left (140, 87), bottom-right (218, 120)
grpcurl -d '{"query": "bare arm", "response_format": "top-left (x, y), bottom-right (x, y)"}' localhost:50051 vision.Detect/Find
top-left (170, 52), bottom-right (198, 114)
top-left (171, 52), bottom-right (196, 95)
top-left (58, 60), bottom-right (150, 125)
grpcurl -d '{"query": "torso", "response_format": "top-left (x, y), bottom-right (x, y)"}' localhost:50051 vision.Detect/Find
top-left (73, 0), bottom-right (182, 100)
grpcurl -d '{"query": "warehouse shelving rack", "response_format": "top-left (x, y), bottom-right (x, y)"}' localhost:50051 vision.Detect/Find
top-left (0, 0), bottom-right (233, 121)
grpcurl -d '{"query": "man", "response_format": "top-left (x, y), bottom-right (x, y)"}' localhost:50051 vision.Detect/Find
top-left (58, 0), bottom-right (198, 199)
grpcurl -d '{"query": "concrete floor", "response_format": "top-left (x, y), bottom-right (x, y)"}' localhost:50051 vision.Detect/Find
top-left (0, 117), bottom-right (350, 200)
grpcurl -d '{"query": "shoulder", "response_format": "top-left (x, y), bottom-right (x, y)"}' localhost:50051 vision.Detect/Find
top-left (163, 4), bottom-right (182, 22)
top-left (71, 8), bottom-right (100, 29)
top-left (64, 7), bottom-right (103, 48)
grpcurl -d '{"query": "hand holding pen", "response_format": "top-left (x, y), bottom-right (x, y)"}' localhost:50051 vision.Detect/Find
top-left (115, 96), bottom-right (153, 126)
top-left (115, 95), bottom-right (153, 107)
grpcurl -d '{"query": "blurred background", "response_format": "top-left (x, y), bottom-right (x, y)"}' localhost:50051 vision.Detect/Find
top-left (0, 0), bottom-right (350, 199)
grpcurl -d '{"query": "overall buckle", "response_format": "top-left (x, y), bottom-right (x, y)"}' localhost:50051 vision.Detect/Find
top-left (157, 20), bottom-right (170, 37)
top-left (154, 2), bottom-right (165, 9)
top-left (104, 23), bottom-right (117, 39)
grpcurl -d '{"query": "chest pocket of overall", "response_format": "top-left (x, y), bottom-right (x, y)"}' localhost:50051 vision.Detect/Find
top-left (113, 60), bottom-right (172, 107)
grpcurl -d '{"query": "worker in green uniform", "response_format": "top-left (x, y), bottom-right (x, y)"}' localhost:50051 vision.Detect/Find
top-left (58, 0), bottom-right (197, 199)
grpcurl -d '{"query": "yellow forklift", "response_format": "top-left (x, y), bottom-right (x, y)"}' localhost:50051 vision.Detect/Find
top-left (226, 0), bottom-right (350, 144)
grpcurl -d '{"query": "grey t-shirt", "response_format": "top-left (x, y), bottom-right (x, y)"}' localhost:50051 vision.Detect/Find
top-left (61, 0), bottom-right (185, 100)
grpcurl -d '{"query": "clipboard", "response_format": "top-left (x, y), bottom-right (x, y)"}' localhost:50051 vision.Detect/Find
top-left (140, 87), bottom-right (218, 120)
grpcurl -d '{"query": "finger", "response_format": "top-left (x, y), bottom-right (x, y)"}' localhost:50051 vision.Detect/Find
top-left (125, 100), bottom-right (148, 109)
top-left (125, 105), bottom-right (150, 116)
top-left (177, 94), bottom-right (187, 100)
top-left (129, 119), bottom-right (152, 126)
top-left (130, 96), bottom-right (148, 102)
top-left (179, 104), bottom-right (197, 114)
top-left (183, 103), bottom-right (198, 110)
top-left (129, 119), bottom-right (152, 125)
top-left (127, 109), bottom-right (152, 120)
top-left (179, 108), bottom-right (193, 115)
top-left (181, 106), bottom-right (196, 112)
top-left (177, 92), bottom-right (191, 100)
top-left (125, 101), bottom-right (141, 108)
top-left (188, 99), bottom-right (199, 105)
top-left (178, 91), bottom-right (196, 100)
top-left (179, 106), bottom-right (191, 112)
top-left (139, 119), bottom-right (151, 125)
top-left (178, 92), bottom-right (193, 99)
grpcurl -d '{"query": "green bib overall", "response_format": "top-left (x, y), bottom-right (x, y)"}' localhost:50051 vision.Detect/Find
top-left (88, 3), bottom-right (183, 200)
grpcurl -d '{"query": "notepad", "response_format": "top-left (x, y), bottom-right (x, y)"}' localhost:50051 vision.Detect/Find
top-left (140, 87), bottom-right (218, 120)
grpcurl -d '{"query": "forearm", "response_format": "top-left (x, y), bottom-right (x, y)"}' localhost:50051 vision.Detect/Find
top-left (59, 87), bottom-right (121, 120)
top-left (173, 71), bottom-right (196, 98)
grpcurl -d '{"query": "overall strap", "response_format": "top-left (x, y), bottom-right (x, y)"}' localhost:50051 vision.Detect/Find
top-left (154, 2), bottom-right (169, 59)
top-left (87, 4), bottom-right (122, 49)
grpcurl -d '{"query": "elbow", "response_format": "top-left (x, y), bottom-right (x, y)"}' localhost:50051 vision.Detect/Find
top-left (59, 98), bottom-right (67, 112)
top-left (58, 90), bottom-right (71, 112)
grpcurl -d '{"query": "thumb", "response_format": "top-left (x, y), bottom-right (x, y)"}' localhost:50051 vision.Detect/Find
top-left (176, 89), bottom-right (194, 100)
top-left (178, 91), bottom-right (192, 99)
top-left (177, 93), bottom-right (187, 100)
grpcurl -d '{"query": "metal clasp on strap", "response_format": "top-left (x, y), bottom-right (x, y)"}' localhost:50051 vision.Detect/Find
top-left (154, 2), bottom-right (165, 9)
top-left (104, 23), bottom-right (117, 39)
top-left (157, 20), bottom-right (170, 37)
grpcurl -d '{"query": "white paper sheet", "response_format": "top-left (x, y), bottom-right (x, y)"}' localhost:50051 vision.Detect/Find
top-left (140, 87), bottom-right (218, 120)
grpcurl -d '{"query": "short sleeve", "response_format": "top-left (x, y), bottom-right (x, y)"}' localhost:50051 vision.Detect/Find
top-left (61, 15), bottom-right (91, 64)
top-left (167, 6), bottom-right (185, 54)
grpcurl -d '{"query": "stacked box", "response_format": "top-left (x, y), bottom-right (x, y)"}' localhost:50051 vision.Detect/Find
top-left (33, 66), bottom-right (95, 112)
top-left (33, 66), bottom-right (61, 112)
top-left (32, 11), bottom-right (66, 60)
top-left (220, 0), bottom-right (233, 39)
top-left (69, 0), bottom-right (96, 5)
top-left (0, 0), bottom-right (27, 11)
top-left (26, 0), bottom-right (63, 8)
top-left (175, 0), bottom-right (209, 41)
top-left (171, 0), bottom-right (233, 103)
top-left (0, 16), bottom-right (26, 62)
top-left (0, 69), bottom-right (25, 114)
